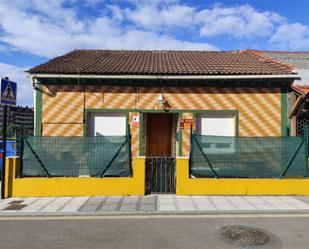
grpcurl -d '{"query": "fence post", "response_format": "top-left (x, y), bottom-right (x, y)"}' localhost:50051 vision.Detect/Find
top-left (305, 125), bottom-right (309, 177)
top-left (189, 124), bottom-right (193, 156)
top-left (189, 124), bottom-right (193, 176)
top-left (18, 125), bottom-right (24, 177)
top-left (128, 124), bottom-right (132, 175)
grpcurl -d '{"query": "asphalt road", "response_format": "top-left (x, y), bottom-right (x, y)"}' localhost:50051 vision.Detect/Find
top-left (0, 214), bottom-right (308, 249)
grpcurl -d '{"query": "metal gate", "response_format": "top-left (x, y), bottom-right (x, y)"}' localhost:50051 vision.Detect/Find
top-left (146, 157), bottom-right (175, 194)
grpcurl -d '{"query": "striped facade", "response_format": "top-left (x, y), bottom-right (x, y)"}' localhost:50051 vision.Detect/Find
top-left (39, 84), bottom-right (284, 156)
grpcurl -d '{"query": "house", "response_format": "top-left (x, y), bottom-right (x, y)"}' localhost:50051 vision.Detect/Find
top-left (289, 84), bottom-right (309, 137)
top-left (6, 49), bottom-right (308, 197)
top-left (28, 50), bottom-right (298, 158)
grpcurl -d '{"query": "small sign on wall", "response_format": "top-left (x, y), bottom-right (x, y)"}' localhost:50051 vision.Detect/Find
top-left (180, 119), bottom-right (195, 130)
top-left (132, 114), bottom-right (140, 126)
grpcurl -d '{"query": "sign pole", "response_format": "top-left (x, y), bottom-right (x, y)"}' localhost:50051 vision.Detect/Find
top-left (1, 105), bottom-right (7, 199)
top-left (0, 77), bottom-right (17, 199)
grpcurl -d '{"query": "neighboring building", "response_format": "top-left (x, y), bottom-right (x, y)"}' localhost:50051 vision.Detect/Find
top-left (261, 51), bottom-right (309, 85)
top-left (27, 50), bottom-right (298, 157)
top-left (289, 85), bottom-right (309, 136)
top-left (260, 51), bottom-right (309, 136)
top-left (0, 105), bottom-right (34, 135)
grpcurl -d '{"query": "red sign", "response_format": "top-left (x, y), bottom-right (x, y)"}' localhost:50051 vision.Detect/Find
top-left (180, 119), bottom-right (195, 130)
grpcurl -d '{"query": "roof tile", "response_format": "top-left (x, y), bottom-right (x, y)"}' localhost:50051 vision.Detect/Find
top-left (28, 49), bottom-right (296, 76)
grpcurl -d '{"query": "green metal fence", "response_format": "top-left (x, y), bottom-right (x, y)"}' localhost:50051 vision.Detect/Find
top-left (190, 134), bottom-right (308, 178)
top-left (20, 135), bottom-right (131, 177)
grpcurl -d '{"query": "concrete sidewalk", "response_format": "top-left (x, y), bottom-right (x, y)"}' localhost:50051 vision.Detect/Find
top-left (1, 195), bottom-right (309, 216)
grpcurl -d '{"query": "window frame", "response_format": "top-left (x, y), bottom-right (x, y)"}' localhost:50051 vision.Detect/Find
top-left (194, 110), bottom-right (239, 154)
top-left (84, 110), bottom-right (129, 137)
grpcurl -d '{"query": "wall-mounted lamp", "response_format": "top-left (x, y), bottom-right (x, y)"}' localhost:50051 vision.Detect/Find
top-left (158, 93), bottom-right (171, 112)
top-left (32, 78), bottom-right (41, 91)
top-left (158, 94), bottom-right (166, 106)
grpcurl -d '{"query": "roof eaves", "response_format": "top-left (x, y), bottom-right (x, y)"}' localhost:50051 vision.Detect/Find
top-left (28, 73), bottom-right (300, 80)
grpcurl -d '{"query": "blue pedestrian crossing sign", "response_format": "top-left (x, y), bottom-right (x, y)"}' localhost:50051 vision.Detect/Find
top-left (0, 78), bottom-right (17, 106)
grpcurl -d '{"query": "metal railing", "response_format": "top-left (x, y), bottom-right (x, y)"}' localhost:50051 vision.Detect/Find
top-left (146, 157), bottom-right (176, 193)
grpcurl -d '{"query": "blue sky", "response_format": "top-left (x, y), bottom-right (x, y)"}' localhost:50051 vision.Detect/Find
top-left (0, 0), bottom-right (308, 106)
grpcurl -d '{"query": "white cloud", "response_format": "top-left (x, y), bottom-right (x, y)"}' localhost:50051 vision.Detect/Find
top-left (197, 5), bottom-right (286, 38)
top-left (108, 5), bottom-right (125, 21)
top-left (125, 3), bottom-right (196, 31)
top-left (0, 63), bottom-right (32, 106)
top-left (123, 3), bottom-right (287, 39)
top-left (270, 23), bottom-right (309, 50)
top-left (108, 29), bottom-right (217, 50)
top-left (0, 0), bottom-right (217, 58)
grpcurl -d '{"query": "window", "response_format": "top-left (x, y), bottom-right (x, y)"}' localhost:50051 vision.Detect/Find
top-left (196, 112), bottom-right (235, 136)
top-left (88, 112), bottom-right (126, 136)
top-left (196, 112), bottom-right (236, 153)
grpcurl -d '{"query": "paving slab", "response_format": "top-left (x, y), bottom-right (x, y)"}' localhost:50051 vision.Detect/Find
top-left (120, 204), bottom-right (137, 211)
top-left (226, 196), bottom-right (254, 208)
top-left (1, 195), bottom-right (309, 215)
top-left (105, 196), bottom-right (122, 204)
top-left (99, 204), bottom-right (119, 212)
top-left (21, 197), bottom-right (55, 212)
top-left (140, 199), bottom-right (156, 204)
top-left (159, 204), bottom-right (177, 211)
top-left (196, 204), bottom-right (216, 211)
top-left (79, 196), bottom-right (106, 212)
top-left (210, 197), bottom-right (236, 210)
top-left (40, 197), bottom-right (72, 212)
top-left (60, 197), bottom-right (89, 212)
top-left (178, 204), bottom-right (195, 211)
top-left (140, 204), bottom-right (156, 211)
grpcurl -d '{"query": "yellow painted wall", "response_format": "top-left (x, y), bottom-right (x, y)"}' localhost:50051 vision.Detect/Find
top-left (176, 157), bottom-right (309, 196)
top-left (5, 157), bottom-right (309, 197)
top-left (41, 84), bottom-right (282, 156)
top-left (5, 157), bottom-right (146, 197)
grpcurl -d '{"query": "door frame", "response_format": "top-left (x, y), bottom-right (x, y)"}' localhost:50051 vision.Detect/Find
top-left (139, 110), bottom-right (182, 157)
top-left (145, 112), bottom-right (174, 157)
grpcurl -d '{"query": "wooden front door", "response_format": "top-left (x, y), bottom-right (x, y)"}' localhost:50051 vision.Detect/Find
top-left (146, 113), bottom-right (173, 157)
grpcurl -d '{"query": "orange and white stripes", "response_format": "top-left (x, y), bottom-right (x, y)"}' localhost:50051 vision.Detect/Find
top-left (181, 113), bottom-right (194, 156)
top-left (129, 112), bottom-right (140, 157)
top-left (41, 85), bottom-right (282, 156)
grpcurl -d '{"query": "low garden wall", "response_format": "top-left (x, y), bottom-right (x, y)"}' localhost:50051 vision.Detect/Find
top-left (4, 157), bottom-right (145, 197)
top-left (176, 157), bottom-right (309, 195)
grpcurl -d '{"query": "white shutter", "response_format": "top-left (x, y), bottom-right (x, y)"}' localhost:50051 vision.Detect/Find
top-left (196, 113), bottom-right (235, 136)
top-left (91, 113), bottom-right (126, 136)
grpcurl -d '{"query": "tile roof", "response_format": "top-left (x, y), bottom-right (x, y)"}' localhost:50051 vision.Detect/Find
top-left (291, 84), bottom-right (309, 96)
top-left (28, 49), bottom-right (296, 76)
